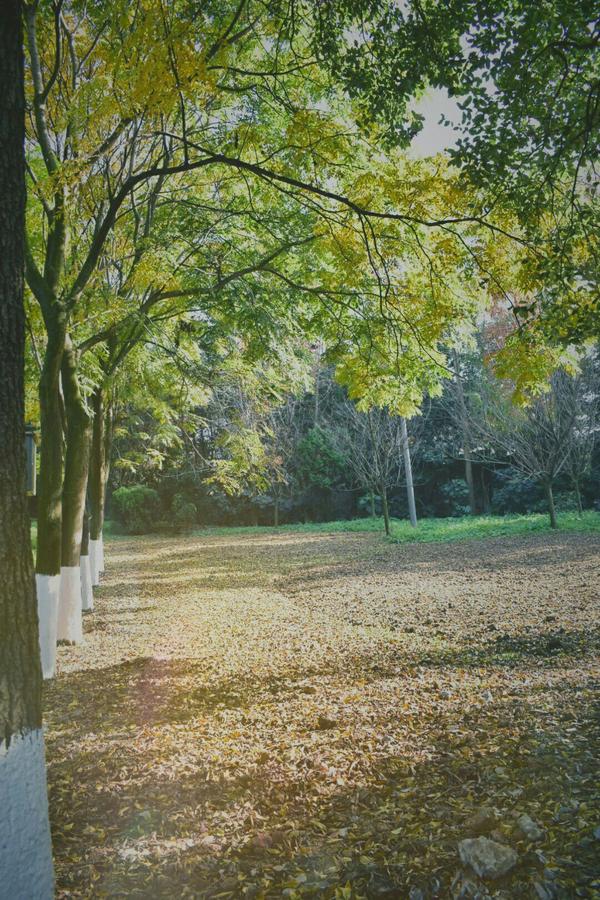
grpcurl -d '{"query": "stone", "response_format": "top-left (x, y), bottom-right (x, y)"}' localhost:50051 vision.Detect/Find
top-left (515, 814), bottom-right (544, 842)
top-left (465, 807), bottom-right (497, 835)
top-left (458, 836), bottom-right (519, 880)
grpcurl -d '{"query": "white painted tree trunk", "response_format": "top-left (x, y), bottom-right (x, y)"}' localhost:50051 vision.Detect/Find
top-left (89, 538), bottom-right (101, 586)
top-left (80, 554), bottom-right (94, 612)
top-left (0, 729), bottom-right (54, 899)
top-left (97, 532), bottom-right (104, 573)
top-left (57, 565), bottom-right (83, 643)
top-left (36, 573), bottom-right (60, 680)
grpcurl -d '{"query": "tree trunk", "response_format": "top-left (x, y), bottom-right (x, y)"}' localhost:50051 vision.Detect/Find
top-left (0, 3), bottom-right (54, 891)
top-left (465, 453), bottom-right (477, 515)
top-left (36, 319), bottom-right (65, 576)
top-left (480, 466), bottom-right (491, 514)
top-left (58, 336), bottom-right (91, 642)
top-left (80, 501), bottom-right (93, 612)
top-left (89, 386), bottom-right (111, 582)
top-left (35, 319), bottom-right (65, 674)
top-left (544, 480), bottom-right (558, 529)
top-left (573, 479), bottom-right (583, 516)
top-left (452, 351), bottom-right (476, 515)
top-left (400, 418), bottom-right (418, 527)
top-left (370, 490), bottom-right (375, 518)
top-left (274, 495), bottom-right (279, 527)
top-left (381, 482), bottom-right (391, 536)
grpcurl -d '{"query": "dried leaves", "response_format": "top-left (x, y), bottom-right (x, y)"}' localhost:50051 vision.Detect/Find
top-left (43, 530), bottom-right (600, 897)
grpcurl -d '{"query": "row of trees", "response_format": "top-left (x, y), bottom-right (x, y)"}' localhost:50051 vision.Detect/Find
top-left (21, 0), bottom-right (510, 673)
top-left (22, 0), bottom-right (565, 678)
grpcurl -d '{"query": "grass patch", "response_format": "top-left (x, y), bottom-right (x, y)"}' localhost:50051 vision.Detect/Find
top-left (30, 517), bottom-right (121, 554)
top-left (183, 510), bottom-right (600, 543)
top-left (389, 510), bottom-right (600, 543)
top-left (33, 511), bottom-right (599, 549)
top-left (190, 517), bottom-right (392, 538)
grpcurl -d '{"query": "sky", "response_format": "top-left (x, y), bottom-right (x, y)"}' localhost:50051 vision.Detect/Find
top-left (410, 87), bottom-right (462, 157)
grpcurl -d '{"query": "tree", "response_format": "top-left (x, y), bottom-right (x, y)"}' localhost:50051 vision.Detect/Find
top-left (294, 426), bottom-right (348, 520)
top-left (558, 351), bottom-right (600, 513)
top-left (477, 373), bottom-right (578, 528)
top-left (0, 0), bottom-right (53, 892)
top-left (331, 401), bottom-right (404, 535)
top-left (23, 0), bottom-right (563, 668)
top-left (313, 0), bottom-right (599, 349)
top-left (263, 395), bottom-right (306, 527)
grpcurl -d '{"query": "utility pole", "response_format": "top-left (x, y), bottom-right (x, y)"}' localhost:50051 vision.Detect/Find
top-left (401, 417), bottom-right (418, 527)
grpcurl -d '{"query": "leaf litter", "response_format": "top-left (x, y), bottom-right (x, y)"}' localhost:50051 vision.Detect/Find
top-left (44, 529), bottom-right (600, 898)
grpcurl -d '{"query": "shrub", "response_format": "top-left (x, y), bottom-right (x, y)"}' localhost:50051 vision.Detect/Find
top-left (491, 471), bottom-right (543, 515)
top-left (112, 485), bottom-right (161, 534)
top-left (439, 478), bottom-right (470, 517)
top-left (172, 493), bottom-right (197, 533)
top-left (296, 427), bottom-right (348, 491)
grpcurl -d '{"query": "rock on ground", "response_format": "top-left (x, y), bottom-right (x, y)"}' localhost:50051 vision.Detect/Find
top-left (458, 836), bottom-right (519, 880)
top-left (515, 814), bottom-right (545, 842)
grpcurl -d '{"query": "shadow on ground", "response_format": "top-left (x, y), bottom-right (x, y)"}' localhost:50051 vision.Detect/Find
top-left (44, 529), bottom-right (600, 898)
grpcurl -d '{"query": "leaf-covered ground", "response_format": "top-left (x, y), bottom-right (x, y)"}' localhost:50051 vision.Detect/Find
top-left (45, 529), bottom-right (600, 898)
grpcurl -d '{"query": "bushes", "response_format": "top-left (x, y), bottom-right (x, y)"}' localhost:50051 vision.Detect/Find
top-left (112, 485), bottom-right (161, 534)
top-left (111, 486), bottom-right (198, 534)
top-left (439, 478), bottom-right (471, 517)
top-left (172, 493), bottom-right (197, 533)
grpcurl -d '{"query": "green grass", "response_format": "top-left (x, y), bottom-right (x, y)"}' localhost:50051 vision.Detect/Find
top-left (389, 510), bottom-right (600, 543)
top-left (31, 510), bottom-right (600, 550)
top-left (187, 510), bottom-right (600, 543)
top-left (189, 517), bottom-right (391, 538)
top-left (30, 517), bottom-right (120, 553)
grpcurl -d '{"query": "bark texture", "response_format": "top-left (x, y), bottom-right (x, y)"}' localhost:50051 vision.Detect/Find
top-left (544, 480), bottom-right (558, 529)
top-left (0, 0), bottom-right (43, 741)
top-left (381, 483), bottom-right (391, 536)
top-left (61, 335), bottom-right (92, 567)
top-left (89, 386), bottom-right (111, 541)
top-left (36, 320), bottom-right (65, 574)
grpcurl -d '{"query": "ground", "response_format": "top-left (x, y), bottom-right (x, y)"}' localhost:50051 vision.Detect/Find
top-left (45, 528), bottom-right (600, 898)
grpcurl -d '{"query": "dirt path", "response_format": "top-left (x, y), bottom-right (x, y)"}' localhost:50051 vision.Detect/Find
top-left (45, 530), bottom-right (600, 898)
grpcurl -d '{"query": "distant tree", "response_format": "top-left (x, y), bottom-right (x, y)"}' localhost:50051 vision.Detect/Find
top-left (477, 374), bottom-right (579, 527)
top-left (296, 426), bottom-right (349, 517)
top-left (558, 350), bottom-right (600, 513)
top-left (331, 402), bottom-right (404, 535)
top-left (264, 396), bottom-right (304, 526)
